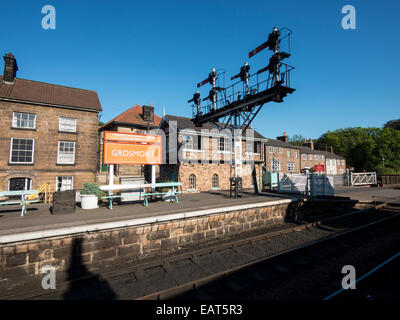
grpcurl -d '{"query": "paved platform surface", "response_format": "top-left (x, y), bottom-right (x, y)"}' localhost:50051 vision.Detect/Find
top-left (334, 186), bottom-right (400, 202)
top-left (0, 190), bottom-right (295, 238)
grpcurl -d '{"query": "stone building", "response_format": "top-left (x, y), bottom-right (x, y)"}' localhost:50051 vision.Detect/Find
top-left (98, 104), bottom-right (162, 184)
top-left (263, 133), bottom-right (347, 175)
top-left (158, 115), bottom-right (266, 192)
top-left (0, 53), bottom-right (102, 192)
top-left (297, 138), bottom-right (346, 174)
top-left (263, 133), bottom-right (301, 174)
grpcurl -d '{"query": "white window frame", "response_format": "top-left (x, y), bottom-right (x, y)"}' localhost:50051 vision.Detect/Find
top-left (309, 154), bottom-right (313, 160)
top-left (189, 174), bottom-right (196, 190)
top-left (287, 162), bottom-right (296, 173)
top-left (337, 159), bottom-right (341, 166)
top-left (341, 159), bottom-right (345, 165)
top-left (218, 137), bottom-right (231, 153)
top-left (302, 154), bottom-right (307, 161)
top-left (278, 147), bottom-right (283, 154)
top-left (12, 112), bottom-right (36, 129)
top-left (59, 117), bottom-right (77, 133)
top-left (314, 154), bottom-right (319, 160)
top-left (56, 176), bottom-right (74, 191)
top-left (287, 150), bottom-right (291, 158)
top-left (271, 160), bottom-right (281, 172)
top-left (269, 146), bottom-right (274, 153)
top-left (295, 151), bottom-right (298, 159)
top-left (212, 174), bottom-right (219, 190)
top-left (9, 138), bottom-right (35, 164)
top-left (321, 155), bottom-right (325, 160)
top-left (57, 141), bottom-right (76, 164)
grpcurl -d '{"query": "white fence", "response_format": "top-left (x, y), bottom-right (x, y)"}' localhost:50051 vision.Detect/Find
top-left (278, 173), bottom-right (334, 197)
top-left (350, 172), bottom-right (377, 186)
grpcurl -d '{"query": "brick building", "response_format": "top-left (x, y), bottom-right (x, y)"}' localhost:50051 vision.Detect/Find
top-left (297, 139), bottom-right (346, 174)
top-left (263, 133), bottom-right (301, 174)
top-left (0, 53), bottom-right (102, 192)
top-left (98, 104), bottom-right (162, 183)
top-left (158, 115), bottom-right (265, 192)
top-left (262, 133), bottom-right (347, 175)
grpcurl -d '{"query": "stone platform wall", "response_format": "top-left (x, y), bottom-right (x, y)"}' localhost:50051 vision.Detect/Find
top-left (0, 200), bottom-right (300, 295)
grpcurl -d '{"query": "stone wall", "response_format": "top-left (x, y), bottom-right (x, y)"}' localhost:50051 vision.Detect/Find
top-left (0, 101), bottom-right (99, 192)
top-left (0, 201), bottom-right (295, 295)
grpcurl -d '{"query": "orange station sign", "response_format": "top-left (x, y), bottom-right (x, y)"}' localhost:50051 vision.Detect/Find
top-left (103, 131), bottom-right (162, 165)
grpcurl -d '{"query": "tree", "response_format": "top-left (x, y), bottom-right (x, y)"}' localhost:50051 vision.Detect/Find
top-left (384, 119), bottom-right (400, 130)
top-left (288, 134), bottom-right (308, 146)
top-left (315, 127), bottom-right (400, 174)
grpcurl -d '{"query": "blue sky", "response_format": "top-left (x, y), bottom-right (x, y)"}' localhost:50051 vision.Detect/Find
top-left (1, 0), bottom-right (399, 139)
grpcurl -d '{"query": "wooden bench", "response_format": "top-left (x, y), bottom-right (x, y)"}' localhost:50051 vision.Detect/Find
top-left (0, 190), bottom-right (41, 216)
top-left (100, 182), bottom-right (182, 210)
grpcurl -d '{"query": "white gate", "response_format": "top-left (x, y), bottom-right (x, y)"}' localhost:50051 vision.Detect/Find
top-left (350, 172), bottom-right (377, 186)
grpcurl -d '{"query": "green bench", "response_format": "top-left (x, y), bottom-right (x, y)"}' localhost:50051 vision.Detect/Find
top-left (0, 190), bottom-right (41, 216)
top-left (100, 182), bottom-right (182, 210)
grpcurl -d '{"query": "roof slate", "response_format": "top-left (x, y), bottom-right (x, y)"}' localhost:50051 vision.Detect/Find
top-left (0, 76), bottom-right (102, 111)
top-left (100, 105), bottom-right (162, 130)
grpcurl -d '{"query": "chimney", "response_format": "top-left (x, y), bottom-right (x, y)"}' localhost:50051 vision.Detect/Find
top-left (276, 131), bottom-right (288, 143)
top-left (3, 53), bottom-right (18, 84)
top-left (142, 103), bottom-right (154, 123)
top-left (303, 138), bottom-right (314, 150)
top-left (330, 146), bottom-right (333, 154)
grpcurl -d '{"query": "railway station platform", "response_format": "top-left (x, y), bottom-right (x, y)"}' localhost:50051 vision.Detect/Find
top-left (0, 190), bottom-right (297, 242)
top-left (334, 186), bottom-right (400, 203)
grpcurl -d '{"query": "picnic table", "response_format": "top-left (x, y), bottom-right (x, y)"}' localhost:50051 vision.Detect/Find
top-left (0, 190), bottom-right (40, 216)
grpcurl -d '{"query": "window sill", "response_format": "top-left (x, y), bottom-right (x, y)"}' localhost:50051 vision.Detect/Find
top-left (10, 127), bottom-right (36, 131)
top-left (8, 162), bottom-right (34, 166)
top-left (217, 151), bottom-right (232, 154)
top-left (58, 130), bottom-right (77, 135)
top-left (245, 152), bottom-right (260, 156)
top-left (56, 163), bottom-right (76, 166)
top-left (182, 149), bottom-right (204, 153)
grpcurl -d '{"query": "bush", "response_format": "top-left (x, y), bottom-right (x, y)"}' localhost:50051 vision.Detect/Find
top-left (80, 182), bottom-right (105, 199)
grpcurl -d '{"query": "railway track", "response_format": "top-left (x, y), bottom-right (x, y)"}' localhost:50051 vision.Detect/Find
top-left (3, 202), bottom-right (399, 300)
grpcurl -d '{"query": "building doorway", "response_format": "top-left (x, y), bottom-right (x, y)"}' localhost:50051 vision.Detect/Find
top-left (8, 177), bottom-right (32, 191)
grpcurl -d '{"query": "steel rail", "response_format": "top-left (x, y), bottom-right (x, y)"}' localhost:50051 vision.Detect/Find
top-left (137, 204), bottom-right (400, 300)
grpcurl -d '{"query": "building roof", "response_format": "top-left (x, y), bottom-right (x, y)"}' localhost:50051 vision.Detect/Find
top-left (0, 76), bottom-right (102, 112)
top-left (100, 105), bottom-right (162, 131)
top-left (163, 114), bottom-right (267, 139)
top-left (296, 145), bottom-right (345, 159)
top-left (265, 138), bottom-right (301, 149)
